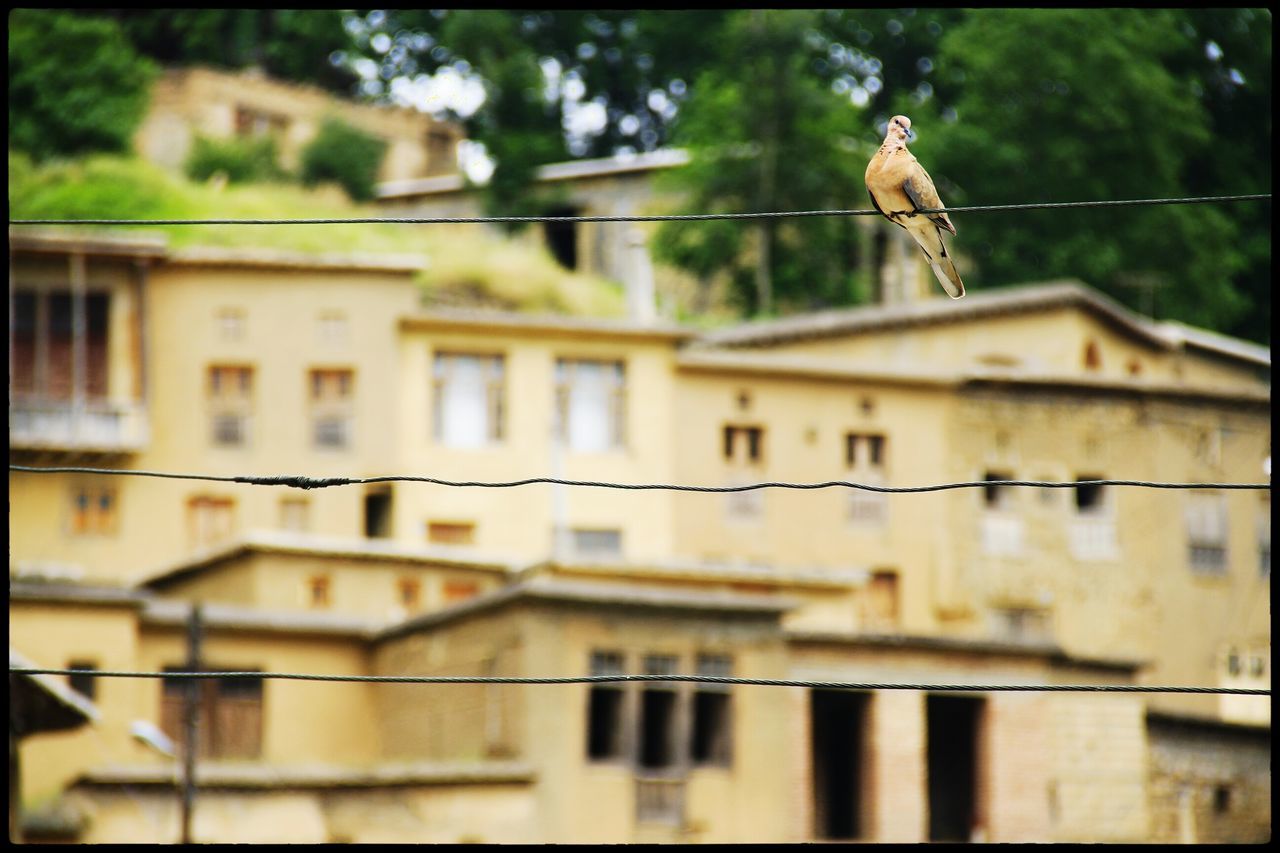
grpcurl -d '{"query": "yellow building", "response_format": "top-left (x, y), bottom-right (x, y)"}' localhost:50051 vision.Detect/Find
top-left (134, 66), bottom-right (463, 183)
top-left (8, 229), bottom-right (1270, 842)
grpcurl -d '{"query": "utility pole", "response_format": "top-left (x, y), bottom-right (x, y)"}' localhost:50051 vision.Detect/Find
top-left (180, 603), bottom-right (203, 844)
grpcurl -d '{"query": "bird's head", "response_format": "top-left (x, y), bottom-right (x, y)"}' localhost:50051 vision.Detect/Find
top-left (886, 115), bottom-right (912, 144)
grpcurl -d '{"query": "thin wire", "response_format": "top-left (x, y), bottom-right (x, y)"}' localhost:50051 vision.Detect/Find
top-left (8, 668), bottom-right (1268, 695)
top-left (7, 194), bottom-right (1270, 226)
top-left (7, 466), bottom-right (1270, 493)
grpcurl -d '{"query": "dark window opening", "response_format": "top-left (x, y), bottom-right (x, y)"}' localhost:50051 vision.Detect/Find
top-left (364, 487), bottom-right (392, 539)
top-left (810, 690), bottom-right (870, 840)
top-left (587, 687), bottom-right (626, 760)
top-left (1075, 477), bottom-right (1106, 514)
top-left (1083, 339), bottom-right (1102, 371)
top-left (690, 691), bottom-right (731, 765)
top-left (927, 694), bottom-right (985, 842)
top-left (984, 471), bottom-right (1013, 510)
top-left (544, 206), bottom-right (580, 270)
top-left (1213, 785), bottom-right (1231, 814)
top-left (724, 425), bottom-right (764, 464)
top-left (67, 661), bottom-right (98, 700)
top-left (639, 689), bottom-right (678, 769)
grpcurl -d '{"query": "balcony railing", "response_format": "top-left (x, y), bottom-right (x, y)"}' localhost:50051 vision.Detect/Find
top-left (1068, 517), bottom-right (1121, 562)
top-left (9, 399), bottom-right (149, 452)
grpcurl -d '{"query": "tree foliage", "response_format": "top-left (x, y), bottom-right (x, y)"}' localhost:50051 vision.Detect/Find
top-left (8, 10), bottom-right (158, 161)
top-left (299, 118), bottom-right (388, 202)
top-left (910, 9), bottom-right (1267, 336)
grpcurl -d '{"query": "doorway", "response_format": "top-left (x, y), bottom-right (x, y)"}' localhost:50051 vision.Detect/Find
top-left (810, 689), bottom-right (870, 840)
top-left (926, 694), bottom-right (986, 842)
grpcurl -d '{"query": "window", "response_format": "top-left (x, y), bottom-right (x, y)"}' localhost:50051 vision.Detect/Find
top-left (428, 521), bottom-right (475, 546)
top-left (690, 655), bottom-right (732, 766)
top-left (364, 487), bottom-right (393, 539)
top-left (847, 433), bottom-right (888, 526)
top-left (11, 289), bottom-right (109, 399)
top-left (556, 359), bottom-right (626, 452)
top-left (983, 471), bottom-right (1015, 511)
top-left (317, 311), bottom-right (348, 346)
top-left (1074, 476), bottom-right (1107, 516)
top-left (864, 570), bottom-right (900, 630)
top-left (280, 497), bottom-right (309, 532)
top-left (443, 579), bottom-right (480, 604)
top-left (639, 655), bottom-right (680, 770)
top-left (187, 495), bottom-right (235, 549)
top-left (216, 307), bottom-right (245, 341)
top-left (433, 353), bottom-right (505, 447)
top-left (310, 368), bottom-right (355, 450)
top-left (1213, 785), bottom-right (1232, 814)
top-left (1186, 493), bottom-right (1228, 574)
top-left (1083, 339), bottom-right (1101, 371)
top-left (207, 365), bottom-right (253, 447)
top-left (307, 575), bottom-right (331, 609)
top-left (235, 105), bottom-right (287, 138)
top-left (543, 205), bottom-right (580, 270)
top-left (161, 667), bottom-right (263, 759)
top-left (990, 607), bottom-right (1050, 643)
top-left (71, 485), bottom-right (118, 535)
top-left (67, 661), bottom-right (98, 700)
top-left (586, 651), bottom-right (627, 761)
top-left (571, 528), bottom-right (622, 559)
top-left (398, 578), bottom-right (422, 611)
top-left (724, 425), bottom-right (764, 465)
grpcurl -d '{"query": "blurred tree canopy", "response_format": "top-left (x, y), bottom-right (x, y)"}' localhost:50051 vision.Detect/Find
top-left (8, 10), bottom-right (158, 161)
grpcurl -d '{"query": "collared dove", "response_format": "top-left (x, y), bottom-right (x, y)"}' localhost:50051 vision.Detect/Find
top-left (865, 115), bottom-right (964, 298)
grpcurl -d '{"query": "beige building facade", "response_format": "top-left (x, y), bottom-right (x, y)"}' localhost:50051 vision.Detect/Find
top-left (134, 66), bottom-right (463, 184)
top-left (8, 229), bottom-right (1270, 842)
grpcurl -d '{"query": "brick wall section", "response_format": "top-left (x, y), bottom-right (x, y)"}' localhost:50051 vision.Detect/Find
top-left (983, 694), bottom-right (1052, 841)
top-left (867, 691), bottom-right (927, 842)
top-left (1049, 696), bottom-right (1150, 841)
top-left (789, 688), bottom-right (813, 841)
top-left (1146, 714), bottom-right (1270, 844)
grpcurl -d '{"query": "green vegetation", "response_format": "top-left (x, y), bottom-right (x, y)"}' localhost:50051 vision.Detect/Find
top-left (8, 152), bottom-right (625, 317)
top-left (299, 117), bottom-right (388, 202)
top-left (8, 10), bottom-right (158, 161)
top-left (185, 134), bottom-right (286, 184)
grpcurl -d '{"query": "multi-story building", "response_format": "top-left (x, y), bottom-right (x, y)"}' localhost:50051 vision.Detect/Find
top-left (8, 230), bottom-right (1269, 843)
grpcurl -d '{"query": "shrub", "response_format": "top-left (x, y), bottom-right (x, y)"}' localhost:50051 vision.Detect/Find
top-left (184, 134), bottom-right (285, 184)
top-left (299, 117), bottom-right (387, 202)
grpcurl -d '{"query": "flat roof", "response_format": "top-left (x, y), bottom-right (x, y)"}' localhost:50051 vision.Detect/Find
top-left (139, 530), bottom-right (520, 591)
top-left (168, 245), bottom-right (427, 273)
top-left (377, 149), bottom-right (690, 201)
top-left (379, 578), bottom-right (794, 642)
top-left (76, 760), bottom-right (535, 790)
top-left (401, 309), bottom-right (694, 342)
top-left (787, 630), bottom-right (1145, 672)
top-left (141, 599), bottom-right (380, 639)
top-left (9, 579), bottom-right (149, 609)
top-left (9, 229), bottom-right (169, 259)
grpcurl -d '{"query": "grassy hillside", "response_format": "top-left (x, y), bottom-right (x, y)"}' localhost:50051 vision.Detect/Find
top-left (8, 152), bottom-right (627, 317)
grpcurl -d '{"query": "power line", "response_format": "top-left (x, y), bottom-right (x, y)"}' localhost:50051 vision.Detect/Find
top-left (7, 193), bottom-right (1270, 227)
top-left (8, 667), bottom-right (1269, 695)
top-left (7, 466), bottom-right (1270, 493)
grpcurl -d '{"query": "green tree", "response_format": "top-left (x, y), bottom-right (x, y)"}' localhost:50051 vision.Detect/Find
top-left (653, 10), bottom-right (867, 315)
top-left (914, 9), bottom-right (1263, 334)
top-left (8, 10), bottom-right (158, 160)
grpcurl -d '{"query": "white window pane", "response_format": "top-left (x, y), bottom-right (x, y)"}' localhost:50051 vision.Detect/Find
top-left (568, 362), bottom-right (610, 452)
top-left (440, 356), bottom-right (489, 448)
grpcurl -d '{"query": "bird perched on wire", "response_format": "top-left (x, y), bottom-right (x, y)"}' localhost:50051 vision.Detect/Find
top-left (865, 115), bottom-right (964, 298)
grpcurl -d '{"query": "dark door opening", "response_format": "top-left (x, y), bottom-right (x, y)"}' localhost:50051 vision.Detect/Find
top-left (927, 694), bottom-right (984, 842)
top-left (638, 688), bottom-right (678, 769)
top-left (811, 689), bottom-right (870, 840)
top-left (543, 206), bottom-right (579, 270)
top-left (364, 487), bottom-right (392, 539)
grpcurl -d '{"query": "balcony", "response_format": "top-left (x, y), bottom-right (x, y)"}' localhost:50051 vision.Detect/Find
top-left (636, 775), bottom-right (686, 825)
top-left (9, 399), bottom-right (149, 455)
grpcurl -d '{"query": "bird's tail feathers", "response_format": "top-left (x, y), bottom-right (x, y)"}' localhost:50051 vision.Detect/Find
top-left (930, 256), bottom-right (965, 299)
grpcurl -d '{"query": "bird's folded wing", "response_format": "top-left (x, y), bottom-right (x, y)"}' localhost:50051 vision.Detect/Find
top-left (902, 166), bottom-right (956, 235)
